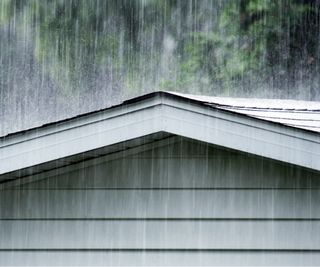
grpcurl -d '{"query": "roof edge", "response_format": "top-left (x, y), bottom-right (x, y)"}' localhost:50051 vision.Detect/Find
top-left (1, 91), bottom-right (320, 176)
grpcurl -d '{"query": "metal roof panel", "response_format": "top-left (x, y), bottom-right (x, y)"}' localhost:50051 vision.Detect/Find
top-left (168, 91), bottom-right (320, 133)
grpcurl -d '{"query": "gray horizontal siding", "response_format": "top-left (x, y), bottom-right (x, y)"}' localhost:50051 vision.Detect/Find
top-left (20, 159), bottom-right (320, 189)
top-left (0, 220), bottom-right (319, 249)
top-left (1, 138), bottom-right (319, 265)
top-left (1, 251), bottom-right (320, 266)
top-left (1, 189), bottom-right (320, 219)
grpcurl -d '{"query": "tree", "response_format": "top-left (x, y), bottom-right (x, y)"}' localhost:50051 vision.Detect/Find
top-left (0, 0), bottom-right (319, 99)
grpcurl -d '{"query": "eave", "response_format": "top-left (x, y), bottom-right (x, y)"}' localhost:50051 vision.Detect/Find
top-left (0, 91), bottom-right (319, 182)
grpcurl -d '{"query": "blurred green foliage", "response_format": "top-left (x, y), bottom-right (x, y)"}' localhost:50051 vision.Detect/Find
top-left (0, 0), bottom-right (319, 97)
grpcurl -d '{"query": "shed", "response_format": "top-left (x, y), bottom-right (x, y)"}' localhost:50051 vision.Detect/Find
top-left (0, 91), bottom-right (320, 266)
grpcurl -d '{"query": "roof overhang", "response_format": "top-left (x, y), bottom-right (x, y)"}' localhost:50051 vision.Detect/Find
top-left (0, 91), bottom-right (320, 181)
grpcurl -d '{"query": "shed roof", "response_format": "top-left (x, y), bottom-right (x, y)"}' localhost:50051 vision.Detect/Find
top-left (0, 91), bottom-right (319, 181)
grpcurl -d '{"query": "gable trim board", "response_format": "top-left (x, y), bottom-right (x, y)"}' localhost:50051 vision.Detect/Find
top-left (0, 91), bottom-right (319, 180)
top-left (0, 135), bottom-right (179, 189)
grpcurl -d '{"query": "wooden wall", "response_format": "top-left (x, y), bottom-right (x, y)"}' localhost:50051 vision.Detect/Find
top-left (0, 137), bottom-right (320, 266)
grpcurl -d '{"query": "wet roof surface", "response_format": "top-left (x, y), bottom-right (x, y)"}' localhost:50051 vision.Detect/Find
top-left (169, 92), bottom-right (320, 133)
top-left (2, 91), bottom-right (320, 139)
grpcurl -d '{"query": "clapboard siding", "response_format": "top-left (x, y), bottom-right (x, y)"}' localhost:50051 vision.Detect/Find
top-left (1, 137), bottom-right (320, 266)
top-left (1, 251), bottom-right (320, 266)
top-left (20, 159), bottom-right (320, 190)
top-left (1, 189), bottom-right (320, 219)
top-left (0, 220), bottom-right (319, 250)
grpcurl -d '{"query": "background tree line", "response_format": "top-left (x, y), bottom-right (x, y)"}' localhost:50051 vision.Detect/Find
top-left (0, 0), bottom-right (319, 134)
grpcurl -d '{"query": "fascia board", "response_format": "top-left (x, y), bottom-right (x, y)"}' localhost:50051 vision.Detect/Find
top-left (0, 97), bottom-right (164, 175)
top-left (0, 96), bottom-right (163, 148)
top-left (162, 95), bottom-right (320, 143)
top-left (0, 136), bottom-right (179, 189)
top-left (1, 92), bottom-right (319, 176)
top-left (161, 97), bottom-right (320, 171)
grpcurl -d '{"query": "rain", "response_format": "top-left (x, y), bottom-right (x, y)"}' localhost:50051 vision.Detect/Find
top-left (1, 0), bottom-right (320, 135)
top-left (0, 0), bottom-right (320, 266)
